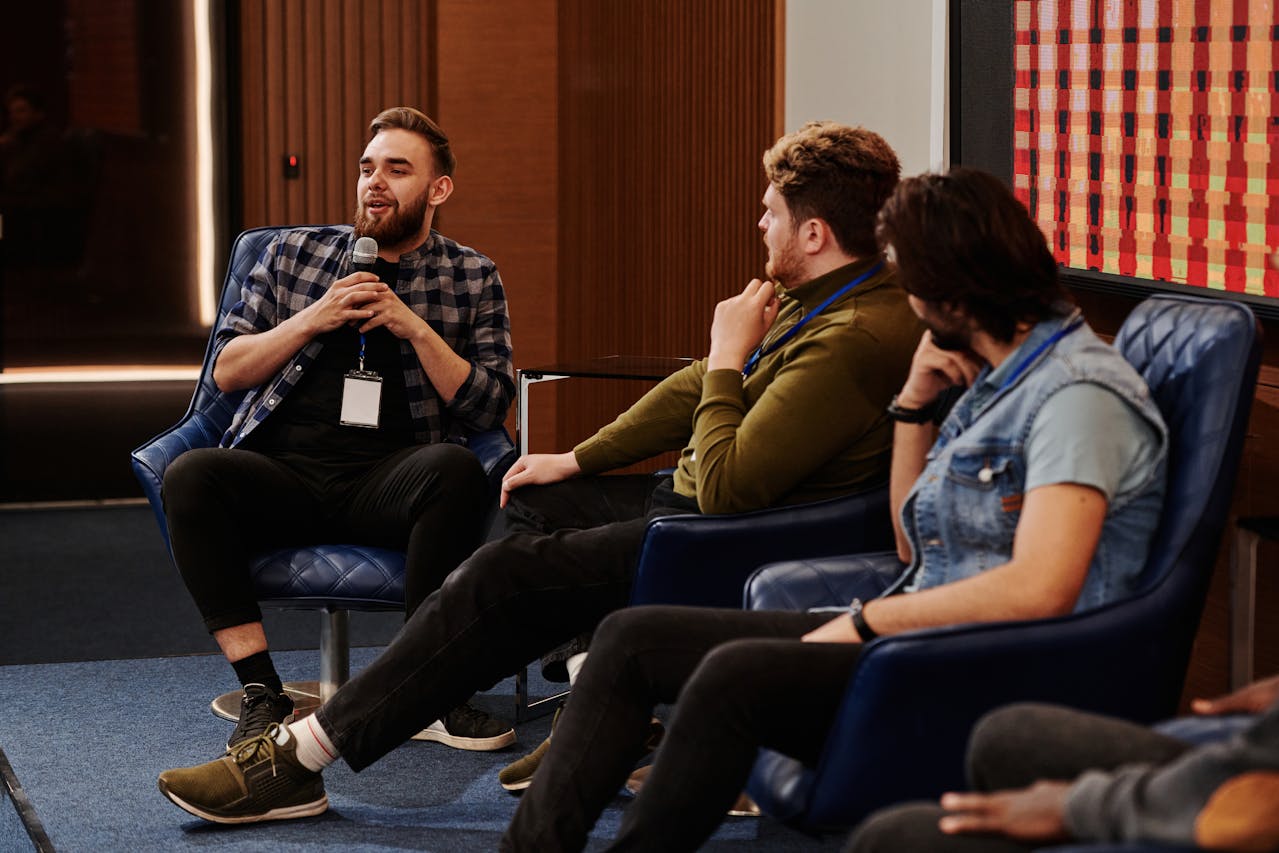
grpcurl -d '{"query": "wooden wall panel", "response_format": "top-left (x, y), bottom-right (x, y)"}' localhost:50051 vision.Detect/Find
top-left (237, 0), bottom-right (435, 228)
top-left (235, 1), bottom-right (781, 456)
top-left (434, 0), bottom-right (559, 451)
top-left (555, 0), bottom-right (784, 452)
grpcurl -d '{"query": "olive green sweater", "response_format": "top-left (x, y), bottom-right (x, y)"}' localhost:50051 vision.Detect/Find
top-left (573, 259), bottom-right (922, 514)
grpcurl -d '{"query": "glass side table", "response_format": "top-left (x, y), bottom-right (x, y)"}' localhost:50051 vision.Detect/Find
top-left (517, 355), bottom-right (696, 455)
top-left (512, 355), bottom-right (694, 720)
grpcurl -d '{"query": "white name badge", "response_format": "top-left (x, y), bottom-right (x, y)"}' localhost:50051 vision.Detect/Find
top-left (340, 370), bottom-right (382, 428)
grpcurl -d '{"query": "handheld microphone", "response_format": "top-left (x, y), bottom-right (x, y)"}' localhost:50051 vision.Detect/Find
top-left (352, 236), bottom-right (379, 274)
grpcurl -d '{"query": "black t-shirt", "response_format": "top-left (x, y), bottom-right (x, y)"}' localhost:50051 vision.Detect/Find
top-left (241, 258), bottom-right (419, 486)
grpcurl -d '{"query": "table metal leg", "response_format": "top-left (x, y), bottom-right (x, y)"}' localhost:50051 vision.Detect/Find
top-left (513, 369), bottom-right (571, 720)
top-left (1230, 526), bottom-right (1260, 690)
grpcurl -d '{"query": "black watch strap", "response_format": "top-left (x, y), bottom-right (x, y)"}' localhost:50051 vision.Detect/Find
top-left (886, 394), bottom-right (936, 424)
top-left (849, 598), bottom-right (879, 642)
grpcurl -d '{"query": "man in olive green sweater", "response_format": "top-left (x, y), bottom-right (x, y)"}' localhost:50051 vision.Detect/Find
top-left (156, 122), bottom-right (923, 826)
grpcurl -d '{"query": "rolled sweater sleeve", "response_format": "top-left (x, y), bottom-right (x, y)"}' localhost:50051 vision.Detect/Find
top-left (1065, 701), bottom-right (1279, 850)
top-left (442, 264), bottom-right (515, 432)
top-left (573, 362), bottom-right (705, 475)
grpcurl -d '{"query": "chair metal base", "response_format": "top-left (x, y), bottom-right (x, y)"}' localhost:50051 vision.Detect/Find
top-left (210, 608), bottom-right (350, 722)
top-left (207, 611), bottom-right (570, 725)
top-left (210, 680), bottom-right (325, 722)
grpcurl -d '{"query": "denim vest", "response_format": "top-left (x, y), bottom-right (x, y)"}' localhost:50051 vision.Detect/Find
top-left (899, 313), bottom-right (1167, 612)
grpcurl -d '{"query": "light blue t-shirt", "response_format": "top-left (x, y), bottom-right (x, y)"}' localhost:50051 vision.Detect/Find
top-left (1024, 382), bottom-right (1163, 502)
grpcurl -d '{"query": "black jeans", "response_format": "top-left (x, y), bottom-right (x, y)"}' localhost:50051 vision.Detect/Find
top-left (844, 704), bottom-right (1192, 853)
top-left (312, 474), bottom-right (696, 770)
top-left (501, 605), bottom-right (863, 853)
top-left (162, 442), bottom-right (488, 630)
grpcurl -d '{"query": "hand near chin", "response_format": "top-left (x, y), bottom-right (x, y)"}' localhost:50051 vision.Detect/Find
top-left (707, 279), bottom-right (780, 372)
top-left (897, 331), bottom-right (983, 409)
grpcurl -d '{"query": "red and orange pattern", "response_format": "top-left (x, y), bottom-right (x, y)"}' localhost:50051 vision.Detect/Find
top-left (1014, 0), bottom-right (1279, 295)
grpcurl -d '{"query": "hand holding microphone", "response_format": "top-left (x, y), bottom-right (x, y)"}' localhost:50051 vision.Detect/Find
top-left (347, 236), bottom-right (423, 340)
top-left (301, 236), bottom-right (387, 335)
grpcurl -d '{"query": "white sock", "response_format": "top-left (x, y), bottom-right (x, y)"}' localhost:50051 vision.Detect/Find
top-left (566, 651), bottom-right (589, 685)
top-left (285, 715), bottom-right (339, 772)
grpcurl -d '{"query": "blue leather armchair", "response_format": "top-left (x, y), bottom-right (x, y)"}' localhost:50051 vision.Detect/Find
top-left (629, 485), bottom-right (896, 609)
top-left (741, 294), bottom-right (1262, 832)
top-left (130, 226), bottom-right (517, 710)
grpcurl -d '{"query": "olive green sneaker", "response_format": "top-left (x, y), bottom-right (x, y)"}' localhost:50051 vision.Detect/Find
top-left (498, 732), bottom-right (552, 791)
top-left (498, 703), bottom-right (562, 791)
top-left (498, 705), bottom-right (665, 793)
top-left (158, 724), bottom-right (327, 824)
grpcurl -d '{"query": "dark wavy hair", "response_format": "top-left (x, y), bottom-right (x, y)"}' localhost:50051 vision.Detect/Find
top-left (763, 121), bottom-right (900, 257)
top-left (876, 167), bottom-right (1070, 343)
top-left (369, 106), bottom-right (455, 177)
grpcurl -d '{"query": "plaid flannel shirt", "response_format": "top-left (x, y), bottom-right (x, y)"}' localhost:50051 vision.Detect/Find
top-left (215, 225), bottom-right (514, 448)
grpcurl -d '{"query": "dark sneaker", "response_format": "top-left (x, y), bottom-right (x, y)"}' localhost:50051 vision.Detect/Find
top-left (412, 701), bottom-right (515, 751)
top-left (227, 683), bottom-right (295, 749)
top-left (158, 724), bottom-right (327, 824)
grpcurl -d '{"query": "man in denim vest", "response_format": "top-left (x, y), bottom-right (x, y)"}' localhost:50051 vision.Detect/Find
top-left (484, 167), bottom-right (1170, 852)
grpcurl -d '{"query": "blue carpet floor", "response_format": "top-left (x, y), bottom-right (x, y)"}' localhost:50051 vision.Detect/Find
top-left (0, 648), bottom-right (845, 852)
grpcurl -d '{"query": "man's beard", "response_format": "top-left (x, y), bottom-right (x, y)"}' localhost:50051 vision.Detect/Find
top-left (764, 240), bottom-right (802, 287)
top-left (353, 190), bottom-right (430, 248)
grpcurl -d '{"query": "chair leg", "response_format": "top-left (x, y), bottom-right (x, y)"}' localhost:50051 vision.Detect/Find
top-left (319, 607), bottom-right (350, 703)
top-left (1230, 526), bottom-right (1259, 691)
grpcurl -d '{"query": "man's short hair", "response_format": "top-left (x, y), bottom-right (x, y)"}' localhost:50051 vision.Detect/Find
top-left (762, 121), bottom-right (901, 257)
top-left (368, 107), bottom-right (455, 177)
top-left (877, 167), bottom-right (1070, 343)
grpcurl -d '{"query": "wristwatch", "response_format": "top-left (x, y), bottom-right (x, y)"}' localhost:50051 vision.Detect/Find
top-left (886, 394), bottom-right (937, 424)
top-left (849, 598), bottom-right (879, 642)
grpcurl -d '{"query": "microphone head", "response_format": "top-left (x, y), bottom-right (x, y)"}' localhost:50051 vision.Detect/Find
top-left (352, 236), bottom-right (379, 267)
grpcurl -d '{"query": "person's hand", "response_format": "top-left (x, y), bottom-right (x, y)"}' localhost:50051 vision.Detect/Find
top-left (356, 286), bottom-right (430, 341)
top-left (937, 782), bottom-right (1072, 843)
top-left (499, 452), bottom-right (582, 507)
top-left (300, 272), bottom-right (387, 335)
top-left (1192, 673), bottom-right (1279, 716)
top-left (707, 279), bottom-right (780, 372)
top-left (895, 330), bottom-right (985, 410)
top-left (801, 613), bottom-right (862, 644)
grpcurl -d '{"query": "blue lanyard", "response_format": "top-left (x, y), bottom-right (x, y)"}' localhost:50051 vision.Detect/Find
top-left (358, 332), bottom-right (367, 372)
top-left (741, 261), bottom-right (883, 378)
top-left (995, 312), bottom-right (1085, 394)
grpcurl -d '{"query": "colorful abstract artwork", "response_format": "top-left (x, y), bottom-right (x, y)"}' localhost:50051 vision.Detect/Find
top-left (1013, 0), bottom-right (1278, 295)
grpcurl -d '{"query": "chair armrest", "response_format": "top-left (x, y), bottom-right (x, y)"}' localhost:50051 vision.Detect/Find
top-left (463, 427), bottom-right (519, 492)
top-left (130, 413), bottom-right (229, 552)
top-left (800, 587), bottom-right (1190, 828)
top-left (744, 552), bottom-right (906, 612)
top-left (630, 484), bottom-right (893, 608)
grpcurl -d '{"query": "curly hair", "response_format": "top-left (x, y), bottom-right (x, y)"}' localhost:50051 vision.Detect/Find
top-left (369, 106), bottom-right (455, 177)
top-left (762, 121), bottom-right (901, 257)
top-left (876, 167), bottom-right (1070, 343)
